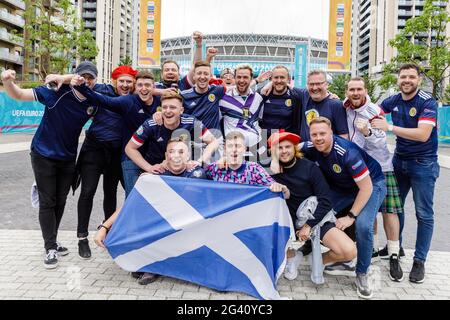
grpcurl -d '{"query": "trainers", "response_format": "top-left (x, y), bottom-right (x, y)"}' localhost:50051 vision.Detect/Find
top-left (56, 242), bottom-right (69, 256)
top-left (78, 238), bottom-right (91, 259)
top-left (44, 249), bottom-right (58, 269)
top-left (371, 248), bottom-right (380, 262)
top-left (409, 259), bottom-right (425, 283)
top-left (138, 272), bottom-right (160, 285)
top-left (131, 272), bottom-right (144, 279)
top-left (356, 273), bottom-right (373, 299)
top-left (324, 261), bottom-right (356, 277)
top-left (299, 240), bottom-right (312, 256)
top-left (284, 252), bottom-right (302, 280)
top-left (379, 245), bottom-right (405, 259)
top-left (389, 254), bottom-right (404, 282)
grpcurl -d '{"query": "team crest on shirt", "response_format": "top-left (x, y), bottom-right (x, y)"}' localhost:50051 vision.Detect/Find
top-left (305, 109), bottom-right (320, 126)
top-left (176, 133), bottom-right (189, 142)
top-left (191, 169), bottom-right (203, 178)
top-left (285, 99), bottom-right (292, 107)
top-left (333, 164), bottom-right (342, 174)
top-left (243, 108), bottom-right (250, 119)
top-left (409, 107), bottom-right (417, 117)
top-left (208, 94), bottom-right (216, 102)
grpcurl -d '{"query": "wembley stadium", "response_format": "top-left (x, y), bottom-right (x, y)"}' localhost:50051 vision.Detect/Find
top-left (160, 33), bottom-right (328, 77)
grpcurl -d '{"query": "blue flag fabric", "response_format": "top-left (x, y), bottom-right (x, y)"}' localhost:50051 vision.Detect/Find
top-left (104, 174), bottom-right (293, 300)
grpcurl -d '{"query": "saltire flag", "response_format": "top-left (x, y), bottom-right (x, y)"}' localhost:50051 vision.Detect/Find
top-left (104, 174), bottom-right (294, 300)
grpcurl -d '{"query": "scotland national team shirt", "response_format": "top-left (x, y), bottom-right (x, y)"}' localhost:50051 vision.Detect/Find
top-left (219, 88), bottom-right (265, 147)
top-left (181, 85), bottom-right (226, 131)
top-left (86, 83), bottom-right (123, 147)
top-left (161, 167), bottom-right (206, 179)
top-left (74, 84), bottom-right (160, 159)
top-left (131, 115), bottom-right (208, 165)
top-left (155, 75), bottom-right (193, 91)
top-left (381, 90), bottom-right (438, 160)
top-left (259, 88), bottom-right (302, 134)
top-left (32, 84), bottom-right (96, 161)
top-left (297, 91), bottom-right (349, 141)
top-left (301, 135), bottom-right (384, 194)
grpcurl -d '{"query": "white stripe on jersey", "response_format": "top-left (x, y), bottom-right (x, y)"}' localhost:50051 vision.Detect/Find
top-left (418, 120), bottom-right (436, 126)
top-left (181, 88), bottom-right (194, 95)
top-left (180, 118), bottom-right (194, 124)
top-left (354, 170), bottom-right (370, 182)
top-left (334, 144), bottom-right (346, 154)
top-left (147, 120), bottom-right (158, 127)
top-left (219, 100), bottom-right (244, 114)
top-left (131, 136), bottom-right (144, 147)
top-left (418, 91), bottom-right (432, 100)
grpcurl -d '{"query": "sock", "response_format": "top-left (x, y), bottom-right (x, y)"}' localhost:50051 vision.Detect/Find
top-left (387, 240), bottom-right (400, 257)
top-left (78, 237), bottom-right (87, 241)
top-left (373, 233), bottom-right (379, 252)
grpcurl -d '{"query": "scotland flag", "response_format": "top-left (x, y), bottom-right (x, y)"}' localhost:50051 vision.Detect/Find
top-left (104, 174), bottom-right (293, 300)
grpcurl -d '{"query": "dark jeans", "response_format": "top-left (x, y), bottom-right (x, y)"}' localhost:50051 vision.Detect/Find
top-left (30, 150), bottom-right (75, 251)
top-left (77, 147), bottom-right (123, 238)
top-left (393, 155), bottom-right (440, 262)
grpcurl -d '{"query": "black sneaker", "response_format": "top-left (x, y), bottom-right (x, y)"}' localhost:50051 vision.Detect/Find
top-left (138, 272), bottom-right (160, 285)
top-left (299, 239), bottom-right (312, 256)
top-left (78, 238), bottom-right (91, 260)
top-left (131, 272), bottom-right (144, 279)
top-left (56, 242), bottom-right (69, 256)
top-left (379, 245), bottom-right (405, 259)
top-left (409, 259), bottom-right (425, 283)
top-left (44, 249), bottom-right (58, 269)
top-left (389, 254), bottom-right (404, 282)
top-left (372, 248), bottom-right (380, 262)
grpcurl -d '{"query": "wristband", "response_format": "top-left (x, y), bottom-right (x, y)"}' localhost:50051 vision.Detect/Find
top-left (97, 224), bottom-right (110, 232)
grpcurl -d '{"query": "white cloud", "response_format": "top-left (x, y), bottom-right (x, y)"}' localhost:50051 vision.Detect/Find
top-left (161, 0), bottom-right (329, 40)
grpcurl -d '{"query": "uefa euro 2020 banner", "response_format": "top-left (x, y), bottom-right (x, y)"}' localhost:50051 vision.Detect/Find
top-left (327, 0), bottom-right (352, 71)
top-left (104, 174), bottom-right (294, 300)
top-left (0, 91), bottom-right (44, 133)
top-left (138, 0), bottom-right (162, 67)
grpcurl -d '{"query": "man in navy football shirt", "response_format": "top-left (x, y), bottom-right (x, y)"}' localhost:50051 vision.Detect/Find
top-left (1, 62), bottom-right (99, 269)
top-left (302, 117), bottom-right (386, 299)
top-left (372, 63), bottom-right (439, 284)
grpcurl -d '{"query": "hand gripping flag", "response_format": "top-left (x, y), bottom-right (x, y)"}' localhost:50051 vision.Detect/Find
top-left (104, 174), bottom-right (294, 300)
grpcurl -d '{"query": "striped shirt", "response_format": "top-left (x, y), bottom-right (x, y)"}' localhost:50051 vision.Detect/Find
top-left (206, 161), bottom-right (274, 186)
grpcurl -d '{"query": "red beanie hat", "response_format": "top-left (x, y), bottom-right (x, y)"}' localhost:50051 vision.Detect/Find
top-left (111, 65), bottom-right (138, 80)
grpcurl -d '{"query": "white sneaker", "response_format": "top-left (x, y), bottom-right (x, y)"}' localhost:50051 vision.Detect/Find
top-left (284, 252), bottom-right (302, 280)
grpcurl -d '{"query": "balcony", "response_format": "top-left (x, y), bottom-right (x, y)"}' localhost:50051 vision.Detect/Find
top-left (85, 21), bottom-right (96, 28)
top-left (82, 11), bottom-right (96, 19)
top-left (0, 50), bottom-right (23, 65)
top-left (0, 30), bottom-right (23, 46)
top-left (0, 10), bottom-right (25, 28)
top-left (398, 9), bottom-right (413, 17)
top-left (398, 1), bottom-right (413, 6)
top-left (0, 0), bottom-right (25, 10)
top-left (82, 2), bottom-right (97, 9)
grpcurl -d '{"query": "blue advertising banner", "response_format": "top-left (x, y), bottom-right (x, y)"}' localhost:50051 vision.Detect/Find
top-left (0, 92), bottom-right (44, 133)
top-left (439, 106), bottom-right (450, 144)
top-left (294, 43), bottom-right (309, 89)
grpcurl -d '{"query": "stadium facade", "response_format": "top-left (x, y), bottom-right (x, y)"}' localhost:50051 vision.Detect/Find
top-left (160, 33), bottom-right (328, 79)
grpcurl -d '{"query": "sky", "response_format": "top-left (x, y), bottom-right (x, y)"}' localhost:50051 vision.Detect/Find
top-left (160, 0), bottom-right (330, 40)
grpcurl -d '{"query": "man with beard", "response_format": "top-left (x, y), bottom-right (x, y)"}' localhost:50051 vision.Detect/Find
top-left (268, 132), bottom-right (356, 281)
top-left (302, 117), bottom-right (386, 299)
top-left (344, 77), bottom-right (403, 282)
top-left (371, 63), bottom-right (439, 284)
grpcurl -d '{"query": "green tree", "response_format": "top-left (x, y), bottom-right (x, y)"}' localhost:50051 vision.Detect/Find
top-left (328, 73), bottom-right (350, 100)
top-left (118, 56), bottom-right (133, 66)
top-left (22, 0), bottom-right (98, 80)
top-left (380, 0), bottom-right (450, 99)
top-left (363, 74), bottom-right (385, 104)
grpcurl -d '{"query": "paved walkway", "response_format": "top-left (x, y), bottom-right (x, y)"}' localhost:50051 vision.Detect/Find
top-left (1, 230), bottom-right (450, 300)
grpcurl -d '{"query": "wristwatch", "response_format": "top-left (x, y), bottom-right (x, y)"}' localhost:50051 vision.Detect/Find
top-left (347, 211), bottom-right (357, 220)
top-left (388, 124), bottom-right (394, 132)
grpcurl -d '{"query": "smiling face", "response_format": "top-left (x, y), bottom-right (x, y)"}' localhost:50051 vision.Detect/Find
top-left (309, 122), bottom-right (333, 154)
top-left (116, 74), bottom-right (135, 96)
top-left (135, 78), bottom-right (154, 104)
top-left (235, 68), bottom-right (252, 95)
top-left (307, 73), bottom-right (328, 102)
top-left (166, 141), bottom-right (190, 174)
top-left (162, 62), bottom-right (180, 83)
top-left (81, 73), bottom-right (97, 89)
top-left (398, 68), bottom-right (421, 96)
top-left (224, 136), bottom-right (246, 168)
top-left (161, 97), bottom-right (184, 128)
top-left (276, 140), bottom-right (296, 164)
top-left (193, 66), bottom-right (211, 92)
top-left (272, 67), bottom-right (290, 95)
top-left (346, 79), bottom-right (367, 108)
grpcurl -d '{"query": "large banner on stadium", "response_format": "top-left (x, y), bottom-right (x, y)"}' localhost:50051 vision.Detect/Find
top-left (138, 0), bottom-right (161, 67)
top-left (327, 0), bottom-right (352, 71)
top-left (294, 43), bottom-right (309, 89)
top-left (0, 92), bottom-right (44, 133)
